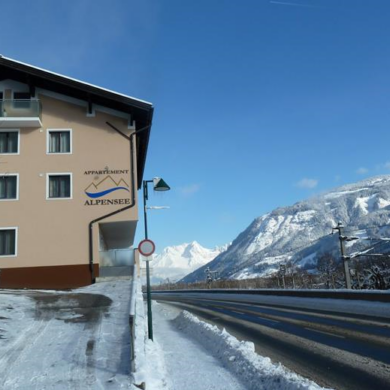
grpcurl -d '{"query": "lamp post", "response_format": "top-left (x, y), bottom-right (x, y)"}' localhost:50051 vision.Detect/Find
top-left (143, 177), bottom-right (170, 340)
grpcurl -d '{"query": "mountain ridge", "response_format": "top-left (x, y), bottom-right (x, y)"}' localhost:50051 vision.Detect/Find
top-left (182, 176), bottom-right (390, 283)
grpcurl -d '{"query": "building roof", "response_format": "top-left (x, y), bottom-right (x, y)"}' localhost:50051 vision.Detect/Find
top-left (0, 55), bottom-right (153, 189)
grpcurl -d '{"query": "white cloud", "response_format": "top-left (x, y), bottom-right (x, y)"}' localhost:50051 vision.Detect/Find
top-left (269, 1), bottom-right (322, 8)
top-left (296, 178), bottom-right (318, 189)
top-left (356, 167), bottom-right (368, 175)
top-left (179, 184), bottom-right (201, 196)
top-left (375, 161), bottom-right (390, 171)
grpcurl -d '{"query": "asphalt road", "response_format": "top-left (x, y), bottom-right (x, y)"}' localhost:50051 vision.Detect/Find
top-left (153, 294), bottom-right (390, 390)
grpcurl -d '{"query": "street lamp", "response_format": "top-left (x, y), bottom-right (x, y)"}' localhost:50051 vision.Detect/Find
top-left (143, 177), bottom-right (170, 340)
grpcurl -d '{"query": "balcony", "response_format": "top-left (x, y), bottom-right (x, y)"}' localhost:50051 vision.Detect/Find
top-left (0, 99), bottom-right (42, 128)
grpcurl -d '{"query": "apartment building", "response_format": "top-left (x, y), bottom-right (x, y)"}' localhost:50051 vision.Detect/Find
top-left (0, 56), bottom-right (153, 288)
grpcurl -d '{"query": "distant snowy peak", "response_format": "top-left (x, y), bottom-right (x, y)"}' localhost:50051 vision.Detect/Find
top-left (150, 241), bottom-right (228, 284)
top-left (153, 241), bottom-right (222, 269)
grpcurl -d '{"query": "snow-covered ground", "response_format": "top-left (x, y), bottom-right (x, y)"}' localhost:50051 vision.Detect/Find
top-left (152, 303), bottom-right (247, 390)
top-left (1, 279), bottom-right (339, 390)
top-left (144, 301), bottom-right (330, 390)
top-left (0, 281), bottom-right (133, 389)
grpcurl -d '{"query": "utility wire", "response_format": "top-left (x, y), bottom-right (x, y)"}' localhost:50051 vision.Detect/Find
top-left (348, 240), bottom-right (385, 259)
top-left (344, 223), bottom-right (390, 233)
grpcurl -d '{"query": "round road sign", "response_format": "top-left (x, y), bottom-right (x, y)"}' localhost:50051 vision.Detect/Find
top-left (138, 239), bottom-right (156, 257)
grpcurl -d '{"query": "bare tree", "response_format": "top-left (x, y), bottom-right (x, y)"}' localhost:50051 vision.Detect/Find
top-left (317, 253), bottom-right (337, 289)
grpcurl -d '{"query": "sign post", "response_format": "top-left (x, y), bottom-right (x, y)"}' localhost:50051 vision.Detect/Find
top-left (138, 239), bottom-right (155, 340)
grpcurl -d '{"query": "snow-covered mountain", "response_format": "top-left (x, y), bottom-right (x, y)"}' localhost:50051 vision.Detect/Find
top-left (150, 241), bottom-right (229, 284)
top-left (182, 176), bottom-right (390, 283)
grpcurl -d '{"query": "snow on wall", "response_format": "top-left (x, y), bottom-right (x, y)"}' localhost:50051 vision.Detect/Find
top-left (173, 311), bottom-right (330, 390)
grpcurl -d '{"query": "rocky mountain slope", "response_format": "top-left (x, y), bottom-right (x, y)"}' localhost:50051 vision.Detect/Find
top-left (150, 241), bottom-right (229, 284)
top-left (182, 176), bottom-right (390, 283)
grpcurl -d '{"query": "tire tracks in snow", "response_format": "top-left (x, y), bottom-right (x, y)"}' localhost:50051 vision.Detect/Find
top-left (0, 315), bottom-right (52, 388)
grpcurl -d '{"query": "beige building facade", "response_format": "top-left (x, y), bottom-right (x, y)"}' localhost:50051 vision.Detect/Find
top-left (0, 56), bottom-right (153, 288)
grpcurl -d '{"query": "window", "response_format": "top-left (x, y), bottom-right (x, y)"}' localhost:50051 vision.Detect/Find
top-left (47, 129), bottom-right (72, 154)
top-left (0, 174), bottom-right (18, 200)
top-left (0, 130), bottom-right (19, 154)
top-left (0, 93), bottom-right (3, 118)
top-left (0, 228), bottom-right (17, 257)
top-left (47, 174), bottom-right (72, 199)
top-left (13, 92), bottom-right (31, 100)
top-left (13, 92), bottom-right (31, 109)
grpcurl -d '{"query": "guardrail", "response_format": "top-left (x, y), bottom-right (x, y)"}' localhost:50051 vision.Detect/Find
top-left (150, 288), bottom-right (390, 302)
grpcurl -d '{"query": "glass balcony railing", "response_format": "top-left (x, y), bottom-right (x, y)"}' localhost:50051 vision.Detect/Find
top-left (0, 99), bottom-right (42, 119)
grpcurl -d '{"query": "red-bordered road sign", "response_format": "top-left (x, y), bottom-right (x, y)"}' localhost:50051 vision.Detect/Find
top-left (138, 239), bottom-right (156, 256)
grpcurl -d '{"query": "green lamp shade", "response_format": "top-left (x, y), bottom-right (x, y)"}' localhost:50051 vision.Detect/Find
top-left (153, 177), bottom-right (170, 191)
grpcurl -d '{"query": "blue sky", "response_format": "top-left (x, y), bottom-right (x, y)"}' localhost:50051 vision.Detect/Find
top-left (3, 0), bottom-right (390, 251)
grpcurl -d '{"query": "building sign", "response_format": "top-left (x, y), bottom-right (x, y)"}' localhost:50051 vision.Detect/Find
top-left (84, 169), bottom-right (130, 206)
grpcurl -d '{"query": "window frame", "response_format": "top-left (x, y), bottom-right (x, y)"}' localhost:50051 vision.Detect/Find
top-left (0, 227), bottom-right (18, 258)
top-left (0, 129), bottom-right (20, 155)
top-left (0, 173), bottom-right (19, 201)
top-left (46, 129), bottom-right (73, 155)
top-left (46, 173), bottom-right (73, 200)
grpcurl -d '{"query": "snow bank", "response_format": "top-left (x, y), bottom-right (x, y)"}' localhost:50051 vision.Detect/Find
top-left (132, 279), bottom-right (147, 380)
top-left (173, 311), bottom-right (331, 390)
top-left (132, 279), bottom-right (169, 389)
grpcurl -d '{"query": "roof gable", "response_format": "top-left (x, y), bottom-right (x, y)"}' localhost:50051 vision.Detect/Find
top-left (0, 55), bottom-right (153, 188)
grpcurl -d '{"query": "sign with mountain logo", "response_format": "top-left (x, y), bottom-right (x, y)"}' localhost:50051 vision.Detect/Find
top-left (83, 170), bottom-right (131, 206)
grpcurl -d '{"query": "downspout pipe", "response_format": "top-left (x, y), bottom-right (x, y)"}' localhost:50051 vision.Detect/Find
top-left (88, 122), bottom-right (150, 283)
